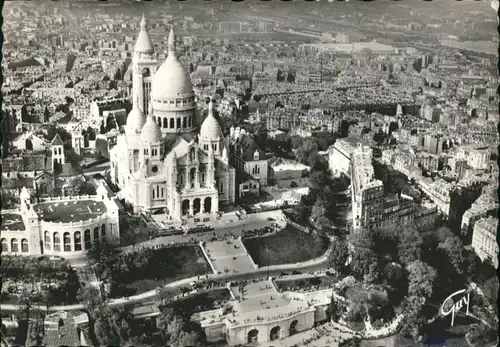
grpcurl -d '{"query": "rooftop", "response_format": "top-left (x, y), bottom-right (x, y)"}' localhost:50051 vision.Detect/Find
top-left (220, 280), bottom-right (312, 326)
top-left (1, 213), bottom-right (26, 231)
top-left (475, 216), bottom-right (498, 233)
top-left (130, 304), bottom-right (161, 319)
top-left (34, 200), bottom-right (107, 223)
top-left (26, 315), bottom-right (81, 347)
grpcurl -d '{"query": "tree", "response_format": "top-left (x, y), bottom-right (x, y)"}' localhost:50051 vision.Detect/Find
top-left (437, 235), bottom-right (465, 274)
top-left (346, 288), bottom-right (370, 322)
top-left (363, 262), bottom-right (380, 285)
top-left (254, 121), bottom-right (268, 149)
top-left (288, 204), bottom-right (309, 224)
top-left (295, 137), bottom-right (319, 165)
top-left (65, 178), bottom-right (97, 197)
top-left (328, 238), bottom-right (349, 274)
top-left (400, 295), bottom-right (427, 339)
top-left (462, 249), bottom-right (480, 280)
top-left (77, 285), bottom-right (102, 318)
top-left (310, 198), bottom-right (331, 230)
top-left (406, 261), bottom-right (437, 300)
top-left (328, 295), bottom-right (340, 321)
top-left (17, 284), bottom-right (38, 322)
top-left (382, 263), bottom-right (407, 305)
top-left (1, 190), bottom-right (20, 208)
top-left (87, 238), bottom-right (120, 281)
top-left (65, 149), bottom-right (81, 166)
top-left (94, 305), bottom-right (132, 346)
top-left (28, 308), bottom-right (46, 346)
top-left (159, 288), bottom-right (178, 304)
top-left (481, 277), bottom-right (499, 317)
top-left (158, 307), bottom-right (175, 339)
top-left (163, 315), bottom-right (184, 343)
top-left (170, 329), bottom-right (205, 347)
top-left (39, 288), bottom-right (58, 316)
top-left (106, 305), bottom-right (133, 343)
top-left (95, 316), bottom-right (120, 346)
top-left (467, 323), bottom-right (499, 346)
top-left (308, 170), bottom-right (331, 196)
top-left (397, 226), bottom-right (423, 265)
top-left (348, 229), bottom-right (379, 281)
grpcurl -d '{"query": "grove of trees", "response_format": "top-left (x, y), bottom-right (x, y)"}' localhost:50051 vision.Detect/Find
top-left (65, 178), bottom-right (97, 197)
top-left (339, 220), bottom-right (498, 341)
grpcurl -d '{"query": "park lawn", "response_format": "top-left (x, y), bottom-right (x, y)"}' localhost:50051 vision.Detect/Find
top-left (110, 246), bottom-right (210, 298)
top-left (243, 225), bottom-right (329, 266)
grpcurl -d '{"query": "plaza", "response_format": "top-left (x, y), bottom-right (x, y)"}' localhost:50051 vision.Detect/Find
top-left (203, 238), bottom-right (258, 275)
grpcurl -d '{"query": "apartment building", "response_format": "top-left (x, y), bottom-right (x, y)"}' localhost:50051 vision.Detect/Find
top-left (471, 216), bottom-right (498, 268)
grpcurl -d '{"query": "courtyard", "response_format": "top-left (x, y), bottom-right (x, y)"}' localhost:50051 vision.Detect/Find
top-left (203, 238), bottom-right (257, 275)
top-left (243, 225), bottom-right (329, 266)
top-left (110, 245), bottom-right (210, 298)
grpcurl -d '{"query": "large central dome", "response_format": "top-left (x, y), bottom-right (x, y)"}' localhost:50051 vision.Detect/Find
top-left (151, 55), bottom-right (193, 99)
top-left (151, 27), bottom-right (194, 101)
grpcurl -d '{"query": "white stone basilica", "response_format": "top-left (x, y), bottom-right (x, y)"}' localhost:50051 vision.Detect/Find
top-left (110, 16), bottom-right (236, 219)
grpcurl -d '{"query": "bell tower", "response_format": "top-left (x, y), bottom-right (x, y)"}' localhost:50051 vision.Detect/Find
top-left (51, 134), bottom-right (65, 173)
top-left (132, 14), bottom-right (158, 116)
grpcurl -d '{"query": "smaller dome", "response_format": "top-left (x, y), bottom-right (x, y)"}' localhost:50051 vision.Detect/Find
top-left (125, 99), bottom-right (146, 135)
top-left (134, 15), bottom-right (154, 53)
top-left (141, 115), bottom-right (163, 144)
top-left (200, 99), bottom-right (223, 140)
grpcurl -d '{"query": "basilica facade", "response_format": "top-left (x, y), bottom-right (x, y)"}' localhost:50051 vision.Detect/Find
top-left (110, 16), bottom-right (236, 219)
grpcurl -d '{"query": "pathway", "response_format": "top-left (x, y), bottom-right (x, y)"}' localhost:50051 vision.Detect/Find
top-left (1, 241), bottom-right (332, 312)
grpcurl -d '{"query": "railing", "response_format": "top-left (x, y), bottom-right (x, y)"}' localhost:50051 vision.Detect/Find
top-left (41, 216), bottom-right (108, 228)
top-left (39, 195), bottom-right (99, 202)
top-left (286, 219), bottom-right (311, 233)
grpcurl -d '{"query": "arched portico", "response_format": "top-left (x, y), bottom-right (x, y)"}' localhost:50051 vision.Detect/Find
top-left (247, 329), bottom-right (259, 344)
top-left (182, 199), bottom-right (190, 216)
top-left (193, 198), bottom-right (201, 215)
top-left (289, 320), bottom-right (299, 336)
top-left (204, 197), bottom-right (212, 213)
top-left (270, 326), bottom-right (281, 341)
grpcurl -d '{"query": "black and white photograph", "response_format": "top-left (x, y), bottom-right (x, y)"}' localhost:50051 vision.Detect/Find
top-left (0, 0), bottom-right (498, 346)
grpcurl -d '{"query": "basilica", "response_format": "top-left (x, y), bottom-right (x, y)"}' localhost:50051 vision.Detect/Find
top-left (110, 16), bottom-right (236, 219)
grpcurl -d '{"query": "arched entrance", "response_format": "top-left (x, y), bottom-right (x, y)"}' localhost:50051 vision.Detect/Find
top-left (204, 197), bottom-right (212, 213)
top-left (25, 139), bottom-right (33, 150)
top-left (270, 326), bottom-right (281, 341)
top-left (182, 199), bottom-right (190, 216)
top-left (193, 198), bottom-right (201, 215)
top-left (289, 320), bottom-right (299, 336)
top-left (247, 329), bottom-right (259, 344)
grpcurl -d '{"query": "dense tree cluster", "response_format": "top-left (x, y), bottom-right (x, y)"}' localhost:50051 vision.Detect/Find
top-left (65, 178), bottom-right (97, 196)
top-left (372, 161), bottom-right (420, 200)
top-left (157, 307), bottom-right (206, 347)
top-left (289, 136), bottom-right (351, 231)
top-left (343, 221), bottom-right (497, 340)
top-left (2, 256), bottom-right (80, 306)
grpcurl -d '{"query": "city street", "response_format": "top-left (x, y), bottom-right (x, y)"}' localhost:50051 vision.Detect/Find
top-left (66, 210), bottom-right (286, 268)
